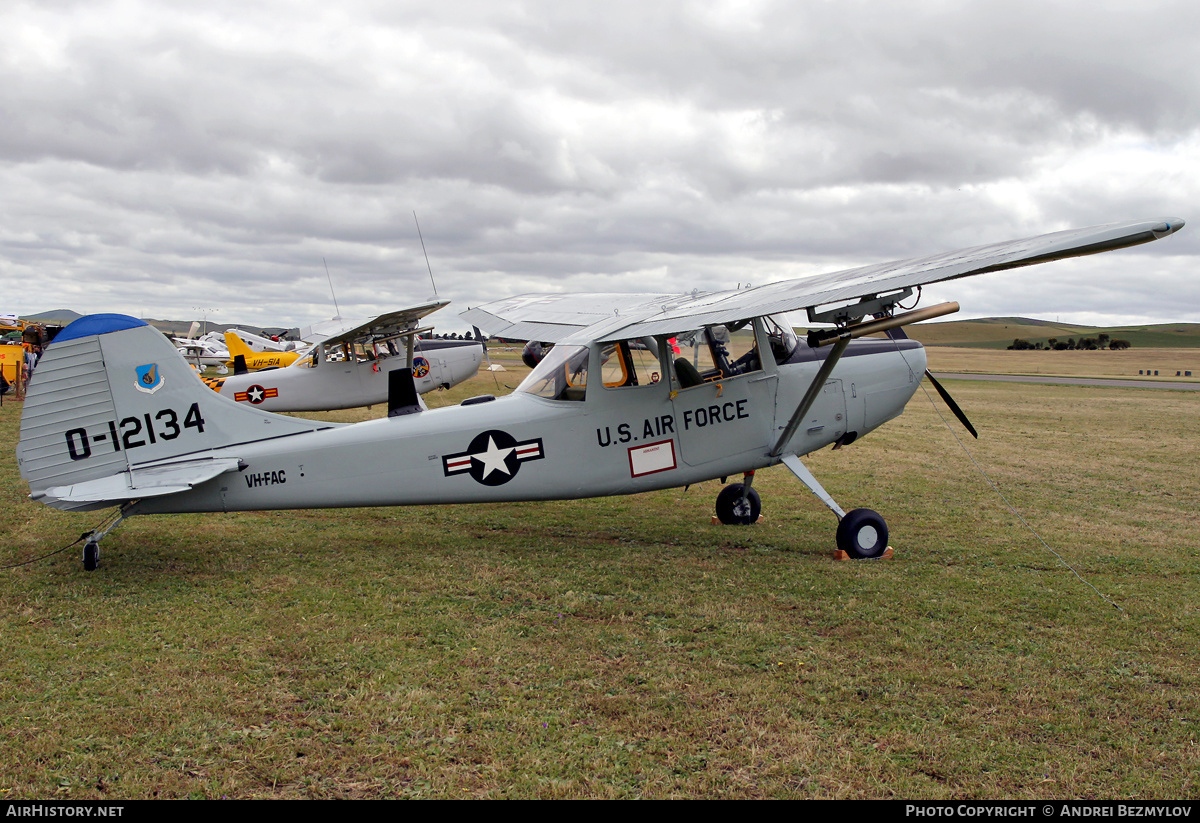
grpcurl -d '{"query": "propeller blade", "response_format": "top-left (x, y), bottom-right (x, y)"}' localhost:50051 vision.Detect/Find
top-left (923, 370), bottom-right (979, 439)
top-left (883, 324), bottom-right (978, 439)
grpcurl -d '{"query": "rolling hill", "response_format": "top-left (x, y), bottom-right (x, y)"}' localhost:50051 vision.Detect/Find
top-left (903, 317), bottom-right (1200, 349)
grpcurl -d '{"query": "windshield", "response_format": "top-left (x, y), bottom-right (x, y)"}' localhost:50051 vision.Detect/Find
top-left (515, 344), bottom-right (589, 401)
top-left (763, 314), bottom-right (799, 364)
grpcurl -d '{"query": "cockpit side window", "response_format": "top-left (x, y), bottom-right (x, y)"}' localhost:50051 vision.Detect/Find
top-left (670, 323), bottom-right (762, 388)
top-left (296, 346), bottom-right (321, 369)
top-left (600, 339), bottom-right (663, 389)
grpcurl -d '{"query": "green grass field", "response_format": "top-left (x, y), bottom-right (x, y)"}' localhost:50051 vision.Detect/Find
top-left (2, 355), bottom-right (1198, 799)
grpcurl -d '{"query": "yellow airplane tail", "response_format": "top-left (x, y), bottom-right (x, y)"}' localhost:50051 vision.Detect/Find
top-left (224, 331), bottom-right (254, 360)
top-left (224, 331), bottom-right (255, 374)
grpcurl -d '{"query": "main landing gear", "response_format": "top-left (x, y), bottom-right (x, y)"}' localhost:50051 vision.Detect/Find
top-left (715, 480), bottom-right (761, 525)
top-left (713, 458), bottom-right (890, 559)
top-left (834, 507), bottom-right (889, 559)
top-left (83, 538), bottom-right (100, 571)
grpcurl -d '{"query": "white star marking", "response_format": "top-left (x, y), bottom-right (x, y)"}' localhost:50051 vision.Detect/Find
top-left (472, 436), bottom-right (514, 479)
top-left (248, 386), bottom-right (264, 403)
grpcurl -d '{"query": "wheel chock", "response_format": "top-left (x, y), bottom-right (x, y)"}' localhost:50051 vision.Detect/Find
top-left (711, 514), bottom-right (765, 525)
top-left (833, 546), bottom-right (894, 561)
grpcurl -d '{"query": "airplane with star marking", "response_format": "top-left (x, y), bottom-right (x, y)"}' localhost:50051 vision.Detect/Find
top-left (200, 303), bottom-right (485, 412)
top-left (15, 217), bottom-right (1185, 570)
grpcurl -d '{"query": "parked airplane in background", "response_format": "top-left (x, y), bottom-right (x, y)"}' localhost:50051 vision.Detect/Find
top-left (223, 332), bottom-right (302, 372)
top-left (202, 303), bottom-right (484, 412)
top-left (223, 328), bottom-right (301, 354)
top-left (15, 218), bottom-right (1184, 570)
top-left (172, 332), bottom-right (228, 373)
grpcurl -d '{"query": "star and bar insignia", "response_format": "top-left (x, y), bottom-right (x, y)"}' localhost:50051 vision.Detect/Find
top-left (234, 384), bottom-right (279, 405)
top-left (443, 430), bottom-right (544, 486)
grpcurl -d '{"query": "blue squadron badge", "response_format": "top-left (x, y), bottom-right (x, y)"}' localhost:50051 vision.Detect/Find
top-left (413, 357), bottom-right (430, 378)
top-left (134, 363), bottom-right (164, 394)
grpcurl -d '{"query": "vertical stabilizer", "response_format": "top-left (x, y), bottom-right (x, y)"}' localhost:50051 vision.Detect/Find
top-left (17, 315), bottom-right (333, 510)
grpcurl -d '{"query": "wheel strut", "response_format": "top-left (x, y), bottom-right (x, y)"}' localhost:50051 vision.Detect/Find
top-left (81, 505), bottom-right (134, 571)
top-left (779, 454), bottom-right (891, 558)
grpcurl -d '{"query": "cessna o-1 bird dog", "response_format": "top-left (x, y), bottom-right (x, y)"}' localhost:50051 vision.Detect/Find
top-left (16, 218), bottom-right (1185, 570)
top-left (201, 304), bottom-right (485, 413)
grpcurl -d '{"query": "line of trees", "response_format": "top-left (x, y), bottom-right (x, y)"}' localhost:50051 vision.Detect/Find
top-left (1008, 334), bottom-right (1132, 350)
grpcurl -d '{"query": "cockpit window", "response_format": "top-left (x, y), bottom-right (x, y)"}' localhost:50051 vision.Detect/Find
top-left (516, 345), bottom-right (589, 401)
top-left (296, 347), bottom-right (319, 369)
top-left (600, 339), bottom-right (663, 389)
top-left (763, 315), bottom-right (799, 364)
top-left (672, 323), bottom-right (762, 387)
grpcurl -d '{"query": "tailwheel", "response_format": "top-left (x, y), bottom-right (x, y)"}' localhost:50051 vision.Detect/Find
top-left (80, 504), bottom-right (132, 571)
top-left (836, 508), bottom-right (889, 559)
top-left (715, 483), bottom-right (761, 525)
top-left (83, 538), bottom-right (100, 571)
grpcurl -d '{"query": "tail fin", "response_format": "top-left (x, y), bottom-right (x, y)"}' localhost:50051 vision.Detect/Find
top-left (224, 331), bottom-right (254, 361)
top-left (17, 315), bottom-right (331, 511)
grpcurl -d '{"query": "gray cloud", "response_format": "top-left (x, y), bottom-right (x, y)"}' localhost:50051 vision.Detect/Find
top-left (0, 0), bottom-right (1196, 329)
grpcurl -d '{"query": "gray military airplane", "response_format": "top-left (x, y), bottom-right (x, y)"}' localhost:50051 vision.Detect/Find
top-left (201, 304), bottom-right (485, 413)
top-left (15, 218), bottom-right (1184, 570)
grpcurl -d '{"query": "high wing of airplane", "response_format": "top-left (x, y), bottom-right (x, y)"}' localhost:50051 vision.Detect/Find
top-left (461, 219), bottom-right (1184, 342)
top-left (16, 217), bottom-right (1184, 570)
top-left (201, 303), bottom-right (484, 412)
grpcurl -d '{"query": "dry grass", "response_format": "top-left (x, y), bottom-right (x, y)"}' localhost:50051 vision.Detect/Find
top-left (1, 352), bottom-right (1198, 799)
top-left (923, 346), bottom-right (1200, 382)
top-left (907, 319), bottom-right (1200, 350)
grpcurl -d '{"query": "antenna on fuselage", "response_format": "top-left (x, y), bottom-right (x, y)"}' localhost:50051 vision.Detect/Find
top-left (323, 257), bottom-right (341, 320)
top-left (413, 211), bottom-right (438, 297)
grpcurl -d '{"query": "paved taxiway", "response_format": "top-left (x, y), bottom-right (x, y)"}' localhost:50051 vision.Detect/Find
top-left (931, 373), bottom-right (1200, 391)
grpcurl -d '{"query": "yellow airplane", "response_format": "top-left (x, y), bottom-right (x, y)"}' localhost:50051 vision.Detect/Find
top-left (224, 331), bottom-right (302, 372)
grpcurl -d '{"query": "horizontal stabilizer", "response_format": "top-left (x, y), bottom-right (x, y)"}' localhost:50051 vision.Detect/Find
top-left (36, 457), bottom-right (242, 508)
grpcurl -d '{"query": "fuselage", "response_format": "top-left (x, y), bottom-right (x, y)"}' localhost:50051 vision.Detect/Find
top-left (133, 328), bottom-right (925, 516)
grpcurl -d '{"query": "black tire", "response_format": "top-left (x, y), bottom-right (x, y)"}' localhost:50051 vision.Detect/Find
top-left (83, 540), bottom-right (99, 571)
top-left (715, 483), bottom-right (761, 526)
top-left (836, 508), bottom-right (888, 558)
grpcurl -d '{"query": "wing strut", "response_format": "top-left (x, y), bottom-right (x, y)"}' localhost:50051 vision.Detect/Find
top-left (770, 333), bottom-right (851, 458)
top-left (772, 301), bottom-right (960, 458)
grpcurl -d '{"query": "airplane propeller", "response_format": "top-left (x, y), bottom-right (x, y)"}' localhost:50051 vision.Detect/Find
top-left (883, 326), bottom-right (978, 439)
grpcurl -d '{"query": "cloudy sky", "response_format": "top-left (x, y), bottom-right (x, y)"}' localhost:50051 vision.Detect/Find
top-left (2, 0), bottom-right (1197, 332)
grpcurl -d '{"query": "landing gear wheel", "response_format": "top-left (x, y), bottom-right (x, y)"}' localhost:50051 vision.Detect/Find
top-left (83, 539), bottom-right (99, 571)
top-left (836, 508), bottom-right (888, 558)
top-left (715, 483), bottom-right (761, 525)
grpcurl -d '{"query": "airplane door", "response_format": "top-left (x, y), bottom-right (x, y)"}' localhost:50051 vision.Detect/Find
top-left (671, 372), bottom-right (778, 467)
